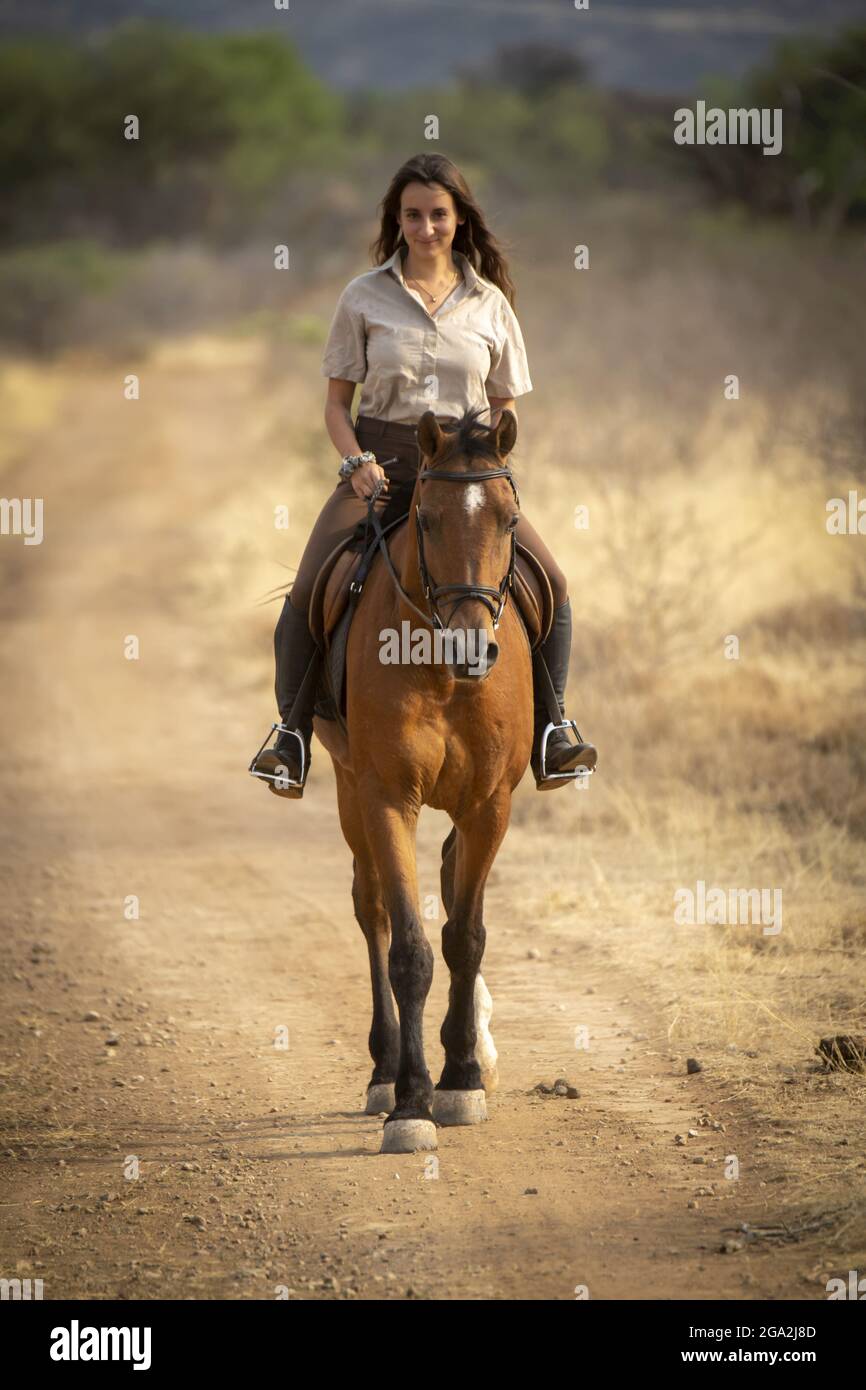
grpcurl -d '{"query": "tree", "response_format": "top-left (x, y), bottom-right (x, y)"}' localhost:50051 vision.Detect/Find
top-left (459, 41), bottom-right (587, 100)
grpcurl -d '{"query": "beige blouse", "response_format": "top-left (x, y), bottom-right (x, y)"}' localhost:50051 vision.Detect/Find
top-left (321, 244), bottom-right (533, 425)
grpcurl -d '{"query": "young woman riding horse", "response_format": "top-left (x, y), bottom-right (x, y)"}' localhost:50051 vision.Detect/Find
top-left (252, 152), bottom-right (597, 795)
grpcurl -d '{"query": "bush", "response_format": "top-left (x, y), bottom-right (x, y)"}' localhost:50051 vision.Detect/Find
top-left (0, 23), bottom-right (345, 247)
top-left (670, 26), bottom-right (866, 229)
top-left (0, 239), bottom-right (134, 352)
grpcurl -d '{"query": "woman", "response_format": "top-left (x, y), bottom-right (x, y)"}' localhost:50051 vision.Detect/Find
top-left (253, 153), bottom-right (597, 797)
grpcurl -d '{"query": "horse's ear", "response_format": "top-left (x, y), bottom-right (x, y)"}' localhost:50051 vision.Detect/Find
top-left (493, 408), bottom-right (517, 459)
top-left (417, 410), bottom-right (443, 463)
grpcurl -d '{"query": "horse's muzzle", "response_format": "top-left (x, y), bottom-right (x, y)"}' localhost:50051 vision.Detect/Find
top-left (448, 640), bottom-right (499, 681)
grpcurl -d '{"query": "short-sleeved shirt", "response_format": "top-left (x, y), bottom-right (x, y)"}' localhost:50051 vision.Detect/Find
top-left (320, 244), bottom-right (533, 425)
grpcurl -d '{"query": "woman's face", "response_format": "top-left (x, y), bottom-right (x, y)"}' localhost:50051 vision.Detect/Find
top-left (397, 181), bottom-right (465, 260)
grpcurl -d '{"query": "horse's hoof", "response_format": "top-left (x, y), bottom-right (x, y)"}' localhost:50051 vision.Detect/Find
top-left (432, 1089), bottom-right (488, 1126)
top-left (379, 1119), bottom-right (438, 1154)
top-left (365, 1083), bottom-right (396, 1115)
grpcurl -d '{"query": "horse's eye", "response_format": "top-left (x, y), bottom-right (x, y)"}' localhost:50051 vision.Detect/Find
top-left (418, 511), bottom-right (430, 532)
top-left (507, 515), bottom-right (519, 531)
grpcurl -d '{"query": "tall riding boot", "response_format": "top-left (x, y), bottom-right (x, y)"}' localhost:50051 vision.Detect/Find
top-left (251, 594), bottom-right (319, 799)
top-left (531, 599), bottom-right (598, 791)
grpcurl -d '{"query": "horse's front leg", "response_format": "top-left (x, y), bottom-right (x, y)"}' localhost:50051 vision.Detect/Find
top-left (364, 795), bottom-right (436, 1154)
top-left (434, 793), bottom-right (510, 1127)
top-left (332, 762), bottom-right (399, 1115)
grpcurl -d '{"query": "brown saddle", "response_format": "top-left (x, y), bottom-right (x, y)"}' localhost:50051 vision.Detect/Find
top-left (308, 519), bottom-right (553, 723)
top-left (310, 522), bottom-right (553, 650)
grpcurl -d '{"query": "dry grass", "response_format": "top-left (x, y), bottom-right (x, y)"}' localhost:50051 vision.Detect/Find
top-left (498, 195), bottom-right (865, 1091)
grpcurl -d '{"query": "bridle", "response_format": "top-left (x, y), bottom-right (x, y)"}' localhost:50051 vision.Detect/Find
top-left (359, 455), bottom-right (520, 634)
top-left (415, 465), bottom-right (520, 630)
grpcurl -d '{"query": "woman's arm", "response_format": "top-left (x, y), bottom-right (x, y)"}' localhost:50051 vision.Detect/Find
top-left (325, 378), bottom-right (364, 457)
top-left (324, 378), bottom-right (388, 499)
top-left (487, 396), bottom-right (517, 429)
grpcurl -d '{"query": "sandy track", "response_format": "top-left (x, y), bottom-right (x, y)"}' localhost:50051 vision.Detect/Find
top-left (0, 361), bottom-right (837, 1300)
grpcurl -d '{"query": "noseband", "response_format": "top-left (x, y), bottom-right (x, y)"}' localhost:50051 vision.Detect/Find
top-left (415, 464), bottom-right (520, 630)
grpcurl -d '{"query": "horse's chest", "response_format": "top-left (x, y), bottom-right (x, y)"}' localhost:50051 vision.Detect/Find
top-left (412, 711), bottom-right (519, 805)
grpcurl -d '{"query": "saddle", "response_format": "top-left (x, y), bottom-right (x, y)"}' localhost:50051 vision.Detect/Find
top-left (308, 502), bottom-right (554, 724)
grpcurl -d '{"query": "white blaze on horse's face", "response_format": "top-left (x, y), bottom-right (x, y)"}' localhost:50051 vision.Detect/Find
top-left (463, 482), bottom-right (485, 517)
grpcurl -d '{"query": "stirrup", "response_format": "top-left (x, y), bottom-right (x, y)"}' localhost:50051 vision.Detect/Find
top-left (538, 719), bottom-right (596, 784)
top-left (248, 722), bottom-right (308, 792)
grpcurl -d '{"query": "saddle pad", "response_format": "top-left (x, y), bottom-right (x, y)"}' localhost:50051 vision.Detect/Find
top-left (309, 512), bottom-right (410, 647)
top-left (514, 540), bottom-right (554, 649)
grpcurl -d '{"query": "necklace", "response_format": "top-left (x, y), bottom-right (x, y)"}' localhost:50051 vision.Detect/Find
top-left (406, 266), bottom-right (461, 304)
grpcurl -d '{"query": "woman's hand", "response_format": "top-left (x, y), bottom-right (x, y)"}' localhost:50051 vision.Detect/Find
top-left (351, 460), bottom-right (389, 500)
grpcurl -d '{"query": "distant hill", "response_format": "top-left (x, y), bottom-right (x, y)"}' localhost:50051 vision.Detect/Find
top-left (1, 0), bottom-right (863, 94)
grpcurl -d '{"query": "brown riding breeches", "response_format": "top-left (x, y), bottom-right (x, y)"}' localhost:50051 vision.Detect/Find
top-left (288, 414), bottom-right (569, 614)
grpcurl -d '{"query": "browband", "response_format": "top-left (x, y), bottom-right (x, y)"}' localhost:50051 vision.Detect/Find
top-left (418, 466), bottom-right (519, 504)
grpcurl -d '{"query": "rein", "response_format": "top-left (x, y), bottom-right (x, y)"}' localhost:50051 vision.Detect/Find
top-left (361, 458), bottom-right (520, 632)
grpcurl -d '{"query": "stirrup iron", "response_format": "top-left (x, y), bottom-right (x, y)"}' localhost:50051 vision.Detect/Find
top-left (248, 722), bottom-right (307, 791)
top-left (538, 718), bottom-right (595, 784)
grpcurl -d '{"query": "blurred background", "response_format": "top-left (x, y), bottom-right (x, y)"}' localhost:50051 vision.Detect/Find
top-left (1, 1), bottom-right (865, 1095)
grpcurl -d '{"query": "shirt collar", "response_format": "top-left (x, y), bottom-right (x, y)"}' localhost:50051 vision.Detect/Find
top-left (380, 243), bottom-right (481, 295)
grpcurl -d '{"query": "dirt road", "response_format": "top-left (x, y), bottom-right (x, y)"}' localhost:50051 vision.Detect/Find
top-left (0, 354), bottom-right (853, 1300)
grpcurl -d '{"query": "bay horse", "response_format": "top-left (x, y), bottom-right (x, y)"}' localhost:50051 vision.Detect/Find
top-left (314, 406), bottom-right (533, 1153)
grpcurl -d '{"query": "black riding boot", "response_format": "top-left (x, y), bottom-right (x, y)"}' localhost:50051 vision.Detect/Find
top-left (251, 595), bottom-right (319, 799)
top-left (531, 599), bottom-right (598, 790)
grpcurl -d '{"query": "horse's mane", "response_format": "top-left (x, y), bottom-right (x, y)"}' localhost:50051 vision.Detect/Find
top-left (433, 405), bottom-right (512, 471)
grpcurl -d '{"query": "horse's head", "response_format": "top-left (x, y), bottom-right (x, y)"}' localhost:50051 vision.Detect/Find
top-left (414, 405), bottom-right (520, 680)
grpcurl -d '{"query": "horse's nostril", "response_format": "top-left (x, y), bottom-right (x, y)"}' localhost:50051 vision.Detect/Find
top-left (450, 640), bottom-right (499, 680)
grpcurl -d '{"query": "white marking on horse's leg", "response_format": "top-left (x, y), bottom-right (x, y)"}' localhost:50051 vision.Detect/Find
top-left (474, 973), bottom-right (498, 1093)
top-left (365, 1082), bottom-right (396, 1115)
top-left (463, 482), bottom-right (485, 516)
top-left (432, 1089), bottom-right (487, 1125)
top-left (379, 1119), bottom-right (438, 1153)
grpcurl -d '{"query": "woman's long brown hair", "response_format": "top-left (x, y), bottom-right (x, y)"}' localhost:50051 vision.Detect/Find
top-left (370, 154), bottom-right (517, 307)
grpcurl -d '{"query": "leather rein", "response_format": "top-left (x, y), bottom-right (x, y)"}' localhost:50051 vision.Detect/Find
top-left (363, 457), bottom-right (520, 633)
